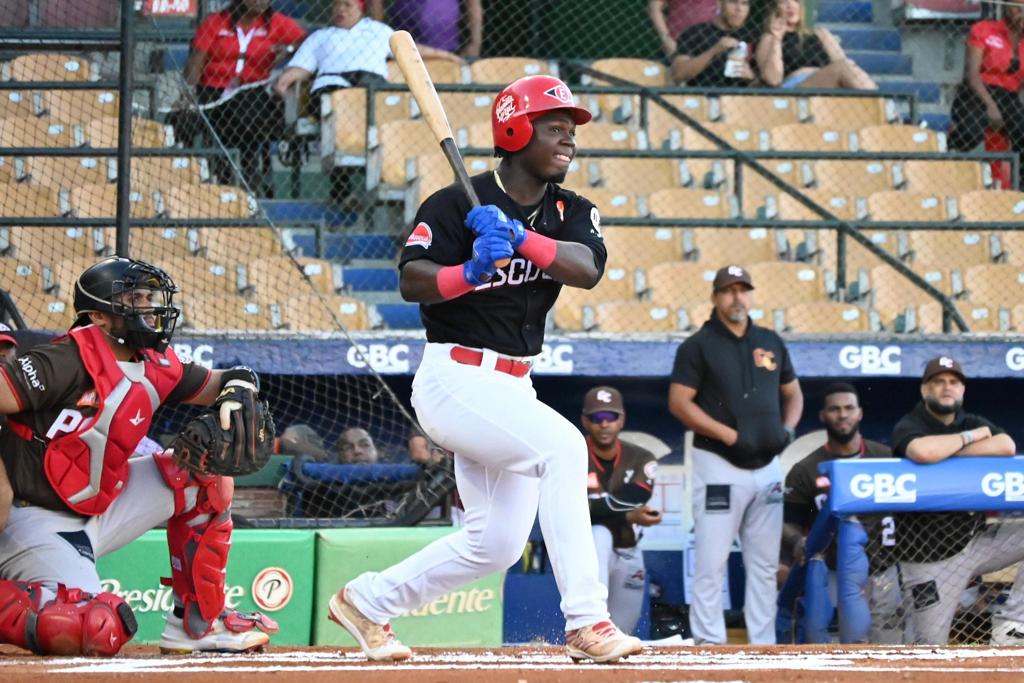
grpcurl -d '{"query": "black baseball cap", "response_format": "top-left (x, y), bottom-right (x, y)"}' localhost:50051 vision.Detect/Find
top-left (712, 264), bottom-right (754, 292)
top-left (582, 386), bottom-right (625, 416)
top-left (922, 356), bottom-right (966, 383)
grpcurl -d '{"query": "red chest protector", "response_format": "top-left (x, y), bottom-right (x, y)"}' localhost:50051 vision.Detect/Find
top-left (42, 325), bottom-right (183, 515)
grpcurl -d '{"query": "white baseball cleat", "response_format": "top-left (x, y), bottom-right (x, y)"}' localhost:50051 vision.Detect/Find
top-left (159, 610), bottom-right (277, 654)
top-left (566, 620), bottom-right (644, 663)
top-left (327, 588), bottom-right (413, 661)
top-left (991, 618), bottom-right (1024, 646)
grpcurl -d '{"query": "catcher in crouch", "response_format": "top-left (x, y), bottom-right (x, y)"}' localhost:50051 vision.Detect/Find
top-left (0, 256), bottom-right (277, 656)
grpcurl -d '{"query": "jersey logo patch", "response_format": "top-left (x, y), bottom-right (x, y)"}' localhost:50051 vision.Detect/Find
top-left (405, 222), bottom-right (433, 249)
top-left (643, 460), bottom-right (658, 481)
top-left (556, 200), bottom-right (565, 221)
top-left (587, 471), bottom-right (600, 489)
top-left (590, 207), bottom-right (602, 237)
top-left (753, 348), bottom-right (777, 371)
top-left (495, 94), bottom-right (516, 123)
top-left (985, 35), bottom-right (1006, 50)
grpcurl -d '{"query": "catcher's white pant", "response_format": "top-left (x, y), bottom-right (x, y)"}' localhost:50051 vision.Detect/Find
top-left (346, 342), bottom-right (609, 631)
top-left (592, 525), bottom-right (646, 636)
top-left (0, 455), bottom-right (199, 602)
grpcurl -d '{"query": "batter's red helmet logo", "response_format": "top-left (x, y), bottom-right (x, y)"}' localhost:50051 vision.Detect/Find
top-left (495, 94), bottom-right (516, 123)
top-left (252, 567), bottom-right (293, 612)
top-left (405, 222), bottom-right (433, 249)
top-left (544, 85), bottom-right (573, 105)
top-left (753, 348), bottom-right (777, 371)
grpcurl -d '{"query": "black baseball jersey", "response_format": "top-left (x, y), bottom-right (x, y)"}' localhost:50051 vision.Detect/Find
top-left (890, 401), bottom-right (1002, 563)
top-left (0, 337), bottom-right (210, 513)
top-left (398, 171), bottom-right (607, 357)
top-left (587, 439), bottom-right (658, 548)
top-left (670, 311), bottom-right (796, 469)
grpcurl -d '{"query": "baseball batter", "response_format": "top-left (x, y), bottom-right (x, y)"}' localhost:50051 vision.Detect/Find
top-left (328, 75), bottom-right (643, 663)
top-left (668, 264), bottom-right (803, 645)
top-left (0, 257), bottom-right (278, 656)
top-left (582, 386), bottom-right (661, 636)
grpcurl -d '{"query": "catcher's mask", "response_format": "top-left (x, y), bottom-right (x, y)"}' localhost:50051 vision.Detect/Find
top-left (73, 257), bottom-right (181, 353)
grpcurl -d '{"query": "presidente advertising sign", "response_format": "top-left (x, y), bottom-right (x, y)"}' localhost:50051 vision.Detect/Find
top-left (97, 529), bottom-right (315, 645)
top-left (314, 527), bottom-right (504, 647)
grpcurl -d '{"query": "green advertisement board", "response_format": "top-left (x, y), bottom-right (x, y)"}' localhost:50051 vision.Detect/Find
top-left (314, 527), bottom-right (504, 647)
top-left (97, 529), bottom-right (315, 645)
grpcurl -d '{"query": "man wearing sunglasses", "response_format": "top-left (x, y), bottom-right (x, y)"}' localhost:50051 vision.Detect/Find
top-left (583, 385), bottom-right (662, 637)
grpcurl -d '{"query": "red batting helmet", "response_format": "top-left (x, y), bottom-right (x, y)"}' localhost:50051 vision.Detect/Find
top-left (491, 75), bottom-right (592, 153)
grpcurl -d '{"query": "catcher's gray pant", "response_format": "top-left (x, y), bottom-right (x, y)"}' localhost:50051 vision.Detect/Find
top-left (901, 520), bottom-right (1024, 645)
top-left (0, 455), bottom-right (199, 603)
top-left (689, 447), bottom-right (783, 645)
top-left (592, 525), bottom-right (646, 636)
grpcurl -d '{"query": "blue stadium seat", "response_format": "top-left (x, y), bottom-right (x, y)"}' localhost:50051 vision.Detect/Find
top-left (340, 267), bottom-right (399, 292)
top-left (376, 303), bottom-right (422, 329)
top-left (831, 28), bottom-right (902, 51)
top-left (258, 200), bottom-right (355, 227)
top-left (847, 52), bottom-right (912, 76)
top-left (817, 0), bottom-right (873, 23)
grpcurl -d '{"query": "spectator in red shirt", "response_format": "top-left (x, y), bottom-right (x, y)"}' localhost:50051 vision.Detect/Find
top-left (949, 5), bottom-right (1024, 187)
top-left (176, 0), bottom-right (306, 195)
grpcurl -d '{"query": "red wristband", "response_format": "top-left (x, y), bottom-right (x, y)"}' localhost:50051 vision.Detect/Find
top-left (436, 264), bottom-right (474, 300)
top-left (518, 232), bottom-right (557, 269)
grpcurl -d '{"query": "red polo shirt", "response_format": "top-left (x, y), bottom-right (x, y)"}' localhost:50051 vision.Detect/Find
top-left (968, 19), bottom-right (1024, 93)
top-left (192, 10), bottom-right (306, 89)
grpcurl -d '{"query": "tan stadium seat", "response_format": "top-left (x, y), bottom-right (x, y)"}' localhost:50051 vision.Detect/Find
top-left (747, 262), bottom-right (826, 308)
top-left (777, 190), bottom-right (858, 221)
top-left (161, 257), bottom-right (238, 297)
top-left (131, 156), bottom-right (205, 192)
top-left (19, 295), bottom-right (73, 331)
top-left (0, 117), bottom-right (77, 147)
top-left (282, 295), bottom-right (369, 331)
top-left (162, 184), bottom-right (254, 219)
top-left (203, 226), bottom-right (285, 263)
top-left (469, 57), bottom-right (550, 84)
top-left (0, 156), bottom-right (14, 182)
top-left (373, 91), bottom-right (413, 126)
top-left (8, 54), bottom-right (91, 81)
top-left (183, 295), bottom-right (276, 331)
top-left (958, 190), bottom-right (1024, 222)
top-left (0, 91), bottom-right (39, 118)
top-left (130, 227), bottom-right (200, 261)
top-left (646, 95), bottom-right (710, 149)
top-left (440, 91), bottom-right (494, 131)
top-left (52, 256), bottom-right (104, 297)
top-left (602, 226), bottom-right (684, 271)
top-left (647, 189), bottom-right (732, 219)
top-left (25, 155), bottom-right (109, 189)
top-left (70, 184), bottom-right (155, 218)
top-left (10, 227), bottom-right (108, 260)
top-left (993, 232), bottom-right (1024, 267)
top-left (742, 159), bottom-right (809, 217)
top-left (684, 301), bottom-right (715, 329)
top-left (553, 266), bottom-right (634, 330)
top-left (866, 191), bottom-right (950, 223)
top-left (907, 231), bottom-right (990, 267)
top-left (807, 95), bottom-right (888, 129)
top-left (1013, 304), bottom-right (1024, 332)
top-left (689, 227), bottom-right (779, 266)
top-left (594, 157), bottom-right (680, 195)
top-left (413, 154), bottom-right (501, 201)
top-left (646, 262), bottom-right (718, 307)
top-left (917, 301), bottom-right (1003, 333)
top-left (388, 57), bottom-right (462, 84)
top-left (85, 117), bottom-right (169, 148)
top-left (813, 160), bottom-right (894, 195)
top-left (43, 90), bottom-right (118, 124)
top-left (783, 301), bottom-right (869, 333)
top-left (0, 185), bottom-right (58, 217)
top-left (869, 265), bottom-right (955, 325)
top-left (246, 256), bottom-right (334, 303)
top-left (326, 88), bottom-right (369, 154)
top-left (590, 58), bottom-right (668, 120)
top-left (594, 301), bottom-right (677, 332)
top-left (682, 122), bottom-right (766, 151)
top-left (858, 125), bottom-right (942, 153)
top-left (964, 264), bottom-right (1024, 306)
top-left (377, 119), bottom-right (438, 186)
top-left (770, 124), bottom-right (853, 152)
top-left (574, 122), bottom-right (639, 150)
top-left (814, 229), bottom-right (897, 274)
top-left (718, 95), bottom-right (801, 128)
top-left (586, 188), bottom-right (639, 218)
top-left (902, 160), bottom-right (988, 195)
top-left (0, 258), bottom-right (46, 298)
top-left (466, 120), bottom-right (493, 148)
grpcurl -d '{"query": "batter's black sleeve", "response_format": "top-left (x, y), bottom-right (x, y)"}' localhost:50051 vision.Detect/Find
top-left (558, 194), bottom-right (608, 277)
top-left (669, 339), bottom-right (705, 389)
top-left (398, 185), bottom-right (473, 269)
top-left (164, 363), bottom-right (214, 405)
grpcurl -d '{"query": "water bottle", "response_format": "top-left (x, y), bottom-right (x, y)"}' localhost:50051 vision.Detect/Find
top-left (724, 41), bottom-right (748, 78)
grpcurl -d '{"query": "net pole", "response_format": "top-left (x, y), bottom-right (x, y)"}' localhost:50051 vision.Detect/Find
top-left (115, 0), bottom-right (135, 257)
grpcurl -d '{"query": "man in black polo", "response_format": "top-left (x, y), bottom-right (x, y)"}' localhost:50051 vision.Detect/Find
top-left (892, 356), bottom-right (1024, 645)
top-left (668, 263), bottom-right (803, 645)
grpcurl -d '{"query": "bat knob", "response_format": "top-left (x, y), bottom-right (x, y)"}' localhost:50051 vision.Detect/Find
top-left (494, 258), bottom-right (511, 268)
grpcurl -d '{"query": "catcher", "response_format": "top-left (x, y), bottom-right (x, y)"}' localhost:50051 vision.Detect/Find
top-left (0, 256), bottom-right (277, 656)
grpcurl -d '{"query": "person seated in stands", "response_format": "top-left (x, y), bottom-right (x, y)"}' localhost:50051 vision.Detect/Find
top-left (755, 0), bottom-right (876, 89)
top-left (177, 0), bottom-right (306, 195)
top-left (671, 0), bottom-right (758, 88)
top-left (336, 427), bottom-right (380, 464)
top-left (948, 2), bottom-right (1024, 187)
top-left (649, 0), bottom-right (722, 59)
top-left (273, 0), bottom-right (462, 104)
top-left (369, 0), bottom-right (484, 58)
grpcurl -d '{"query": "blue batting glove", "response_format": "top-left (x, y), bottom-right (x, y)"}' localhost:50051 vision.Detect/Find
top-left (465, 205), bottom-right (527, 247)
top-left (463, 233), bottom-right (514, 285)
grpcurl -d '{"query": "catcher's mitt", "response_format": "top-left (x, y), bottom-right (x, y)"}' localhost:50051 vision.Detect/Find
top-left (172, 397), bottom-right (275, 477)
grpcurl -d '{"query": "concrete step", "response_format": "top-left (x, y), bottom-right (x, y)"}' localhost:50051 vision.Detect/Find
top-left (831, 27), bottom-right (902, 51)
top-left (817, 1), bottom-right (874, 23)
top-left (847, 50), bottom-right (913, 75)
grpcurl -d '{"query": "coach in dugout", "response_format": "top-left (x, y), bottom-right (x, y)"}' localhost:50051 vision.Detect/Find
top-left (892, 356), bottom-right (1024, 645)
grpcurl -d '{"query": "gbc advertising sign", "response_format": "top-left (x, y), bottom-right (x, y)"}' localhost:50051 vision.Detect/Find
top-left (314, 527), bottom-right (504, 647)
top-left (97, 529), bottom-right (315, 644)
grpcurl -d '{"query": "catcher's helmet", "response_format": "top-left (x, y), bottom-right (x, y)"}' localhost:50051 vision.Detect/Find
top-left (491, 75), bottom-right (592, 153)
top-left (73, 256), bottom-right (180, 352)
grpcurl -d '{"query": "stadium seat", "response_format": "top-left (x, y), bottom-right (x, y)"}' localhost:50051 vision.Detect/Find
top-left (586, 188), bottom-right (639, 217)
top-left (769, 124), bottom-right (853, 152)
top-left (162, 184), bottom-right (255, 219)
top-left (647, 189), bottom-right (733, 219)
top-left (553, 266), bottom-right (634, 330)
top-left (776, 190), bottom-right (859, 221)
top-left (813, 160), bottom-right (894, 194)
top-left (858, 125), bottom-right (942, 153)
top-left (183, 295), bottom-right (276, 331)
top-left (0, 258), bottom-right (46, 298)
top-left (469, 57), bottom-right (551, 84)
top-left (440, 91), bottom-right (494, 131)
top-left (282, 295), bottom-right (370, 331)
top-left (203, 226), bottom-right (285, 263)
top-left (594, 157), bottom-right (680, 195)
top-left (812, 229), bottom-right (897, 275)
top-left (326, 88), bottom-right (369, 153)
top-left (866, 191), bottom-right (950, 223)
top-left (0, 117), bottom-right (78, 147)
top-left (70, 184), bottom-right (155, 218)
top-left (718, 95), bottom-right (801, 128)
top-left (131, 156), bottom-right (206, 192)
top-left (52, 256), bottom-right (103, 296)
top-left (916, 301), bottom-right (1004, 333)
top-left (901, 160), bottom-right (988, 195)
top-left (388, 57), bottom-right (462, 84)
top-left (19, 295), bottom-right (72, 331)
top-left (646, 262), bottom-right (717, 307)
top-left (906, 231), bottom-right (990, 267)
top-left (601, 226), bottom-right (684, 270)
top-left (161, 256), bottom-right (238, 297)
top-left (684, 301), bottom-right (716, 329)
top-left (574, 121), bottom-right (639, 150)
top-left (7, 53), bottom-right (91, 81)
top-left (85, 117), bottom-right (170, 148)
top-left (588, 57), bottom-right (668, 120)
top-left (9, 226), bottom-right (108, 260)
top-left (682, 122), bottom-right (766, 151)
top-left (1012, 304), bottom-right (1024, 332)
top-left (594, 301), bottom-right (677, 332)
top-left (807, 95), bottom-right (889, 129)
top-left (42, 90), bottom-right (118, 124)
top-left (964, 264), bottom-right (1024, 306)
top-left (742, 159), bottom-right (810, 217)
top-left (0, 184), bottom-right (58, 217)
top-left (245, 256), bottom-right (334, 303)
top-left (869, 265), bottom-right (955, 325)
top-left (24, 155), bottom-right (109, 188)
top-left (646, 95), bottom-right (711, 149)
top-left (747, 262), bottom-right (827, 308)
top-left (782, 301), bottom-right (869, 333)
top-left (130, 227), bottom-right (200, 261)
top-left (377, 119), bottom-right (437, 186)
top-left (374, 91), bottom-right (414, 127)
top-left (0, 90), bottom-right (40, 118)
top-left (958, 190), bottom-right (1024, 222)
top-left (992, 231), bottom-right (1024, 267)
top-left (413, 153), bottom-right (500, 201)
top-left (688, 227), bottom-right (780, 266)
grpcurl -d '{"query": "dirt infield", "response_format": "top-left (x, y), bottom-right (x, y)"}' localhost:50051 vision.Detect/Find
top-left (4, 644), bottom-right (1024, 682)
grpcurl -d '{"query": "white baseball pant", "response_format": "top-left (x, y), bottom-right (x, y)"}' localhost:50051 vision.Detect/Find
top-left (592, 524), bottom-right (645, 636)
top-left (346, 342), bottom-right (609, 631)
top-left (689, 447), bottom-right (782, 645)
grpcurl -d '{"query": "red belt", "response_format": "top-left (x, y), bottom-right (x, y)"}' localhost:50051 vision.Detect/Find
top-left (449, 346), bottom-right (532, 377)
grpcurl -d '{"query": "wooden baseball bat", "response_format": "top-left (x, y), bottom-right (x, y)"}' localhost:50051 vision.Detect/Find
top-left (388, 30), bottom-right (510, 268)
